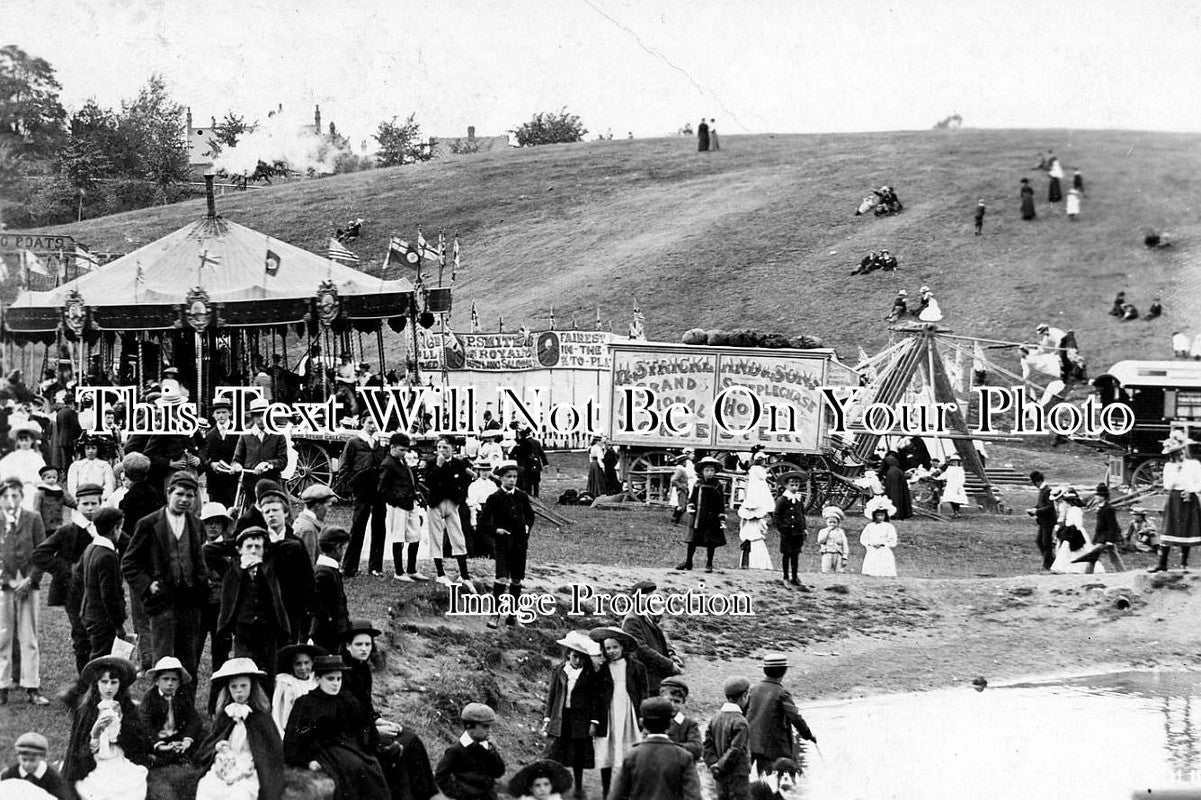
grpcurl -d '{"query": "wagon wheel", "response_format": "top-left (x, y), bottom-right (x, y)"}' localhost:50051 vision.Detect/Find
top-left (1130, 459), bottom-right (1164, 493)
top-left (800, 455), bottom-right (831, 513)
top-left (765, 458), bottom-right (809, 507)
top-left (287, 441), bottom-right (334, 497)
top-left (626, 450), bottom-right (677, 503)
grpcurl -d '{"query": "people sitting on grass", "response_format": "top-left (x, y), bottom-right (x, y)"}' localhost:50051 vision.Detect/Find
top-left (1146, 297), bottom-right (1163, 320)
top-left (1110, 292), bottom-right (1127, 316)
top-left (195, 657), bottom-right (283, 800)
top-left (1, 732), bottom-right (71, 800)
top-left (1121, 302), bottom-right (1140, 321)
top-left (1125, 507), bottom-right (1158, 553)
top-left (63, 656), bottom-right (148, 800)
top-left (886, 290), bottom-right (908, 322)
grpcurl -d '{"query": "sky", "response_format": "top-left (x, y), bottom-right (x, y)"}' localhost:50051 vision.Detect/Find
top-left (8, 0), bottom-right (1201, 150)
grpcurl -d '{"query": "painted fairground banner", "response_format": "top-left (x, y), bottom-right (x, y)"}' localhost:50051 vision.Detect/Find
top-left (418, 329), bottom-right (615, 372)
top-left (608, 342), bottom-right (843, 453)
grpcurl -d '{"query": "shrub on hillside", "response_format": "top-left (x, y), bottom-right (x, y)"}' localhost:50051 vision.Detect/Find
top-left (512, 108), bottom-right (587, 147)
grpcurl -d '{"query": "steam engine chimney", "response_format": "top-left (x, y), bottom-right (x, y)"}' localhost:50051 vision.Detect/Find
top-left (467, 125), bottom-right (476, 140)
top-left (315, 104), bottom-right (322, 133)
top-left (205, 175), bottom-right (217, 218)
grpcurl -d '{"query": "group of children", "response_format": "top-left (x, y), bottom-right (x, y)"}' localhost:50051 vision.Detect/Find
top-left (885, 286), bottom-right (943, 324)
top-left (672, 455), bottom-right (901, 581)
top-left (541, 632), bottom-right (812, 800)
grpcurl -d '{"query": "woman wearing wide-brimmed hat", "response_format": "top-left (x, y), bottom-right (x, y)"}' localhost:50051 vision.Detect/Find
top-left (195, 658), bottom-right (283, 800)
top-left (586, 436), bottom-right (607, 497)
top-left (0, 419), bottom-right (46, 509)
top-left (1151, 432), bottom-right (1201, 572)
top-left (63, 656), bottom-right (149, 800)
top-left (588, 626), bottom-right (647, 798)
top-left (541, 631), bottom-right (601, 796)
top-left (1049, 487), bottom-right (1098, 574)
top-left (508, 758), bottom-right (574, 800)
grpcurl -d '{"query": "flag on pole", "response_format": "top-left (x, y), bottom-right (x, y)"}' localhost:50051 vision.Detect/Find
top-left (595, 307), bottom-right (602, 330)
top-left (470, 301), bottom-right (480, 333)
top-left (451, 236), bottom-right (461, 283)
top-left (74, 245), bottom-right (99, 272)
top-left (265, 248), bottom-right (281, 276)
top-left (498, 314), bottom-right (504, 333)
top-left (417, 227), bottom-right (441, 261)
top-left (519, 323), bottom-right (531, 342)
top-left (21, 250), bottom-right (50, 277)
top-left (328, 237), bottom-right (360, 264)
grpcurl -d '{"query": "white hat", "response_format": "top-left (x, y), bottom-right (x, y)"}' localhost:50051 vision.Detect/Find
top-left (555, 630), bottom-right (601, 657)
top-left (146, 656), bottom-right (192, 685)
top-left (211, 657), bottom-right (266, 682)
top-left (864, 496), bottom-right (897, 519)
top-left (821, 505), bottom-right (845, 521)
top-left (249, 397), bottom-right (270, 414)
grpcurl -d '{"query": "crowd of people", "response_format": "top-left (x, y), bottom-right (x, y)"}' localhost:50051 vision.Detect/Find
top-left (1020, 152), bottom-right (1084, 222)
top-left (1110, 291), bottom-right (1162, 323)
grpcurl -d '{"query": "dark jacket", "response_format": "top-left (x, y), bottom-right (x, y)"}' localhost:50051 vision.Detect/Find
top-left (30, 520), bottom-right (91, 606)
top-left (216, 559), bottom-right (291, 638)
top-left (544, 662), bottom-right (601, 738)
top-left (434, 739), bottom-right (505, 800)
top-left (267, 531), bottom-right (314, 640)
top-left (426, 456), bottom-right (472, 507)
top-left (0, 762), bottom-right (72, 800)
top-left (233, 429), bottom-right (288, 489)
top-left (668, 715), bottom-right (703, 762)
top-left (477, 488), bottom-right (534, 540)
top-left (1094, 502), bottom-right (1122, 546)
top-left (620, 613), bottom-right (679, 694)
top-left (140, 686), bottom-right (204, 751)
top-left (120, 507), bottom-right (208, 615)
top-left (79, 540), bottom-right (125, 628)
top-left (195, 704), bottom-right (284, 800)
top-left (339, 434), bottom-right (382, 499)
top-left (119, 479), bottom-right (165, 539)
top-left (608, 737), bottom-right (701, 800)
top-left (703, 708), bottom-right (750, 779)
top-left (310, 560), bottom-right (350, 649)
top-left (594, 657), bottom-right (648, 737)
top-left (745, 678), bottom-right (814, 760)
top-left (686, 476), bottom-right (727, 547)
top-left (1034, 483), bottom-right (1057, 526)
top-left (0, 508), bottom-right (46, 589)
top-left (378, 453), bottom-right (417, 510)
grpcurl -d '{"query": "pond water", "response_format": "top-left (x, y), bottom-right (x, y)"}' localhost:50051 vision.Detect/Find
top-left (795, 671), bottom-right (1201, 800)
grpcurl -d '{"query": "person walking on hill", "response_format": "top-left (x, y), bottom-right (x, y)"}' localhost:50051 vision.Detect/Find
top-left (1066, 188), bottom-right (1081, 221)
top-left (710, 119), bottom-right (720, 151)
top-left (697, 119), bottom-right (710, 152)
top-left (1020, 178), bottom-right (1037, 220)
top-left (974, 200), bottom-right (986, 235)
top-left (1048, 156), bottom-right (1064, 202)
top-left (1073, 169), bottom-right (1084, 195)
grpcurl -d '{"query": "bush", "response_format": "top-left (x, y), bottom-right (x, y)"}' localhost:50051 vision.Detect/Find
top-left (512, 108), bottom-right (587, 147)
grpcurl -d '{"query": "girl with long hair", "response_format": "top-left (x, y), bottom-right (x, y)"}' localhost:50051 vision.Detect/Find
top-left (63, 656), bottom-right (149, 800)
top-left (194, 657), bottom-right (284, 800)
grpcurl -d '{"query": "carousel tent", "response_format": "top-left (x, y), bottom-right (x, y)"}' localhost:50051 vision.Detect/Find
top-left (3, 214), bottom-right (448, 336)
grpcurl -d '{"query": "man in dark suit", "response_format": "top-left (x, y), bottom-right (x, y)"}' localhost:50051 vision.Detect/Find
top-left (255, 481), bottom-right (314, 643)
top-left (478, 461), bottom-right (535, 628)
top-left (310, 526), bottom-right (351, 652)
top-left (117, 451), bottom-right (164, 672)
top-left (621, 580), bottom-right (683, 694)
top-left (511, 427), bottom-right (549, 498)
top-left (609, 697), bottom-right (701, 800)
top-left (378, 433), bottom-right (424, 581)
top-left (745, 654), bottom-right (815, 775)
top-left (216, 526), bottom-right (290, 687)
top-left (31, 482), bottom-right (106, 672)
top-left (1027, 470), bottom-right (1057, 570)
top-left (231, 396), bottom-right (288, 514)
top-left (337, 415), bottom-right (385, 577)
top-left (78, 507), bottom-right (127, 660)
top-left (201, 398), bottom-right (239, 507)
top-left (120, 471), bottom-right (207, 699)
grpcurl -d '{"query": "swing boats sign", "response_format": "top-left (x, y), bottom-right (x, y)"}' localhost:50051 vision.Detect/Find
top-left (606, 342), bottom-right (1135, 448)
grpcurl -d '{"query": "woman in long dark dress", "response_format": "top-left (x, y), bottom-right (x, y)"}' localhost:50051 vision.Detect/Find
top-left (284, 655), bottom-right (390, 800)
top-left (879, 453), bottom-right (913, 521)
top-left (340, 621), bottom-right (438, 800)
top-left (697, 119), bottom-right (710, 152)
top-left (1020, 178), bottom-right (1037, 220)
top-left (1048, 157), bottom-right (1064, 202)
top-left (602, 445), bottom-right (621, 494)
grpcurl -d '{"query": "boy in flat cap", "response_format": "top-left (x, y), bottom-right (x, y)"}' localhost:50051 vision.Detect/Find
top-left (378, 432), bottom-right (426, 581)
top-left (201, 397), bottom-right (239, 507)
top-left (478, 461), bottom-right (535, 628)
top-left (436, 702), bottom-right (506, 800)
top-left (704, 677), bottom-right (752, 800)
top-left (216, 526), bottom-right (290, 693)
top-left (608, 697), bottom-right (701, 800)
top-left (1, 732), bottom-right (70, 799)
top-left (745, 654), bottom-right (815, 775)
top-left (659, 676), bottom-right (701, 762)
top-left (294, 484), bottom-right (336, 565)
top-left (310, 526), bottom-right (352, 652)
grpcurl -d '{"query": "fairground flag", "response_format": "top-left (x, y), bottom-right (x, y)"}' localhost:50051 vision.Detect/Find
top-left (451, 236), bottom-right (461, 283)
top-left (265, 248), bottom-right (281, 276)
top-left (74, 245), bottom-right (99, 271)
top-left (417, 227), bottom-right (441, 261)
top-left (519, 324), bottom-right (531, 342)
top-left (389, 237), bottom-right (421, 268)
top-left (445, 327), bottom-right (464, 356)
top-left (328, 237), bottom-right (360, 264)
top-left (595, 307), bottom-right (602, 330)
top-left (470, 301), bottom-right (480, 333)
top-left (21, 250), bottom-right (50, 277)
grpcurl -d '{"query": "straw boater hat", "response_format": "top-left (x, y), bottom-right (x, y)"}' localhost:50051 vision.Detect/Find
top-left (821, 505), bottom-right (845, 522)
top-left (508, 759), bottom-right (574, 798)
top-left (146, 656), bottom-right (192, 685)
top-left (211, 657), bottom-right (266, 683)
top-left (864, 495), bottom-right (897, 519)
top-left (1131, 506), bottom-right (1149, 516)
top-left (248, 397), bottom-right (270, 415)
top-left (696, 456), bottom-right (723, 471)
top-left (589, 626), bottom-right (637, 652)
top-left (492, 460), bottom-right (520, 477)
top-left (761, 653), bottom-right (789, 670)
top-left (555, 630), bottom-right (601, 657)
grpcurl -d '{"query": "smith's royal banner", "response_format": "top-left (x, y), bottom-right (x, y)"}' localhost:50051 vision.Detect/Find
top-left (418, 330), bottom-right (616, 372)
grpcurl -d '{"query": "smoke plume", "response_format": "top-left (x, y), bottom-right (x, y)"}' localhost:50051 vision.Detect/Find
top-left (210, 111), bottom-right (352, 176)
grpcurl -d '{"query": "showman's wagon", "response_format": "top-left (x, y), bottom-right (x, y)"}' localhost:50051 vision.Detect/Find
top-left (607, 341), bottom-right (865, 511)
top-left (1093, 360), bottom-right (1201, 490)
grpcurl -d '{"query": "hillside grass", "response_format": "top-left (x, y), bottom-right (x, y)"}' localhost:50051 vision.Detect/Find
top-left (40, 129), bottom-right (1201, 368)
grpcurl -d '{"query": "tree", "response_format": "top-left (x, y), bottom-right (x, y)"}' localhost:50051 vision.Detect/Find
top-left (206, 111), bottom-right (255, 157)
top-left (58, 100), bottom-right (121, 189)
top-left (0, 45), bottom-right (66, 155)
top-left (374, 114), bottom-right (428, 166)
top-left (119, 74), bottom-right (191, 196)
top-left (511, 108), bottom-right (586, 147)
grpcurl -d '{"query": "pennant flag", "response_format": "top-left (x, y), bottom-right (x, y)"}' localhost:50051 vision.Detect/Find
top-left (595, 307), bottom-right (602, 330)
top-left (445, 327), bottom-right (464, 355)
top-left (451, 236), bottom-right (461, 283)
top-left (519, 324), bottom-right (531, 342)
top-left (21, 250), bottom-right (50, 277)
top-left (470, 300), bottom-right (480, 333)
top-left (389, 237), bottom-right (421, 269)
top-left (328, 237), bottom-right (360, 264)
top-left (265, 248), bottom-right (281, 276)
top-left (74, 245), bottom-right (99, 272)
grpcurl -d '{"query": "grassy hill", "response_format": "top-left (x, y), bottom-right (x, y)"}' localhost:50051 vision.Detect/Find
top-left (42, 129), bottom-right (1201, 369)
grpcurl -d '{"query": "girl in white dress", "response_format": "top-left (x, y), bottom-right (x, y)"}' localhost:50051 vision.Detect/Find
top-left (1049, 487), bottom-right (1103, 574)
top-left (196, 658), bottom-right (283, 800)
top-left (860, 497), bottom-right (899, 577)
top-left (0, 422), bottom-right (46, 510)
top-left (64, 657), bottom-right (149, 800)
top-left (589, 627), bottom-right (647, 799)
top-left (67, 435), bottom-right (116, 499)
top-left (737, 458), bottom-right (775, 570)
top-left (940, 453), bottom-right (969, 518)
top-left (271, 644), bottom-right (324, 737)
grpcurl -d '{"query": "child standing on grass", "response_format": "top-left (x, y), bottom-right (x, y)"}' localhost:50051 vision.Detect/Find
top-left (677, 457), bottom-right (727, 573)
top-left (817, 506), bottom-right (849, 573)
top-left (541, 630), bottom-right (600, 795)
top-left (774, 472), bottom-right (808, 587)
top-left (704, 677), bottom-right (751, 800)
top-left (974, 200), bottom-right (986, 235)
top-left (738, 456), bottom-right (775, 571)
top-left (860, 497), bottom-right (899, 577)
top-left (1066, 188), bottom-right (1081, 221)
top-left (659, 676), bottom-right (702, 762)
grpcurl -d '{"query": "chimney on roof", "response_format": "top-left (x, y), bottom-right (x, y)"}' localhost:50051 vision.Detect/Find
top-left (204, 175), bottom-right (217, 218)
top-left (315, 105), bottom-right (321, 133)
top-left (186, 107), bottom-right (193, 132)
top-left (211, 115), bottom-right (216, 128)
top-left (467, 126), bottom-right (475, 140)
